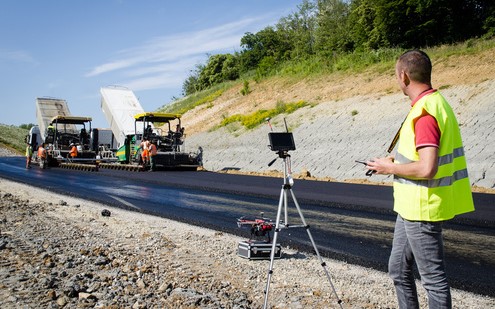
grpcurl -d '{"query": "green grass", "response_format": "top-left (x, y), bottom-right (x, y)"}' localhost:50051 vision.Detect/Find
top-left (426, 38), bottom-right (495, 59)
top-left (159, 82), bottom-right (234, 115)
top-left (219, 100), bottom-right (310, 130)
top-left (276, 48), bottom-right (402, 78)
top-left (0, 124), bottom-right (29, 154)
top-left (275, 38), bottom-right (495, 80)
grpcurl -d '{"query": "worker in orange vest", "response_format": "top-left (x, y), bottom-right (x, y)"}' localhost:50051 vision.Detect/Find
top-left (38, 144), bottom-right (47, 169)
top-left (69, 143), bottom-right (78, 159)
top-left (38, 144), bottom-right (46, 159)
top-left (140, 139), bottom-right (150, 167)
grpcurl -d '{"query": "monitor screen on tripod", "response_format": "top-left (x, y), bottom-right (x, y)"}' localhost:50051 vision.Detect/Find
top-left (269, 132), bottom-right (296, 151)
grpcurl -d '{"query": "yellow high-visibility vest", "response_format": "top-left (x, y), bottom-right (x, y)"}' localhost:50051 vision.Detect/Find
top-left (25, 145), bottom-right (33, 157)
top-left (393, 91), bottom-right (474, 221)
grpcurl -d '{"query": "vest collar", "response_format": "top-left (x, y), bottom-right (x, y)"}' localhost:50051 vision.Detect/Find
top-left (411, 88), bottom-right (436, 107)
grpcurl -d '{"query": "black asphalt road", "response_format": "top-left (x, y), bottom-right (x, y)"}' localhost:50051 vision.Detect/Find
top-left (0, 156), bottom-right (494, 296)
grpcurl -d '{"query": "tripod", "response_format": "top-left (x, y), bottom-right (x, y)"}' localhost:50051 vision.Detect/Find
top-left (263, 150), bottom-right (343, 309)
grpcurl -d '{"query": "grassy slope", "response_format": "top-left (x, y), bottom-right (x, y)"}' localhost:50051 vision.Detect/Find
top-left (0, 124), bottom-right (28, 154)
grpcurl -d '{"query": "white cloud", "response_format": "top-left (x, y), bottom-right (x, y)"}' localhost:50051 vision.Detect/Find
top-left (85, 59), bottom-right (139, 77)
top-left (124, 55), bottom-right (204, 79)
top-left (123, 73), bottom-right (180, 91)
top-left (85, 15), bottom-right (273, 92)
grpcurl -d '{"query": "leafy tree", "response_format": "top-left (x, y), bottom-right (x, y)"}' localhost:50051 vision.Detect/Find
top-left (221, 54), bottom-right (240, 81)
top-left (19, 123), bottom-right (35, 130)
top-left (239, 32), bottom-right (261, 71)
top-left (183, 54), bottom-right (241, 94)
top-left (448, 0), bottom-right (495, 41)
top-left (182, 73), bottom-right (199, 96)
top-left (348, 0), bottom-right (495, 49)
top-left (182, 63), bottom-right (204, 96)
top-left (484, 5), bottom-right (495, 37)
top-left (198, 54), bottom-right (228, 88)
top-left (315, 0), bottom-right (352, 55)
top-left (348, 0), bottom-right (384, 50)
top-left (377, 0), bottom-right (456, 47)
top-left (256, 56), bottom-right (276, 79)
top-left (277, 0), bottom-right (318, 58)
top-left (239, 27), bottom-right (285, 72)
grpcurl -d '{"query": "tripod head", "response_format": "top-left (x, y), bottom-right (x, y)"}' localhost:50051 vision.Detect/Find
top-left (268, 150), bottom-right (290, 167)
top-left (266, 134), bottom-right (295, 187)
top-left (265, 118), bottom-right (296, 185)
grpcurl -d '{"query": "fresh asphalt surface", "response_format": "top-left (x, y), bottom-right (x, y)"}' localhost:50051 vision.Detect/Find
top-left (0, 156), bottom-right (493, 297)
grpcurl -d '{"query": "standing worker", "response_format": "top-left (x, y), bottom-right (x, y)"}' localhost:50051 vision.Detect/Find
top-left (69, 143), bottom-right (78, 160)
top-left (365, 50), bottom-right (474, 309)
top-left (149, 140), bottom-right (157, 171)
top-left (140, 139), bottom-right (150, 167)
top-left (38, 144), bottom-right (47, 169)
top-left (25, 142), bottom-right (33, 169)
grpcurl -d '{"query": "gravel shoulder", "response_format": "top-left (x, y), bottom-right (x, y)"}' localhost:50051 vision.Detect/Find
top-left (1, 178), bottom-right (493, 308)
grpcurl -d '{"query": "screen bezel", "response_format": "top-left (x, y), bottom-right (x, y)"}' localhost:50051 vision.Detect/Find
top-left (268, 132), bottom-right (296, 151)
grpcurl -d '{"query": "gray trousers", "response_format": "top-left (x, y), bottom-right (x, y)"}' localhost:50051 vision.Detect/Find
top-left (388, 215), bottom-right (451, 309)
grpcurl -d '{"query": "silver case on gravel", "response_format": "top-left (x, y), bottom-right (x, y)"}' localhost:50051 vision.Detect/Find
top-left (238, 240), bottom-right (281, 260)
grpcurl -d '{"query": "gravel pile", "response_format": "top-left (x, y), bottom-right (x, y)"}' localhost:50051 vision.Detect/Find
top-left (0, 179), bottom-right (493, 308)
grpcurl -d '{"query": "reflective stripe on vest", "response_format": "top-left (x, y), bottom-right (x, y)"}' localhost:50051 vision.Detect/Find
top-left (394, 147), bottom-right (469, 188)
top-left (393, 91), bottom-right (474, 221)
top-left (394, 168), bottom-right (468, 188)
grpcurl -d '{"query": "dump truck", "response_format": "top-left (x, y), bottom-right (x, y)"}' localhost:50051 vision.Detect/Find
top-left (100, 86), bottom-right (145, 148)
top-left (35, 97), bottom-right (75, 142)
top-left (116, 112), bottom-right (200, 170)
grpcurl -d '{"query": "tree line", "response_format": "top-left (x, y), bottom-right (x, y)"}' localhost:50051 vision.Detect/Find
top-left (182, 0), bottom-right (494, 96)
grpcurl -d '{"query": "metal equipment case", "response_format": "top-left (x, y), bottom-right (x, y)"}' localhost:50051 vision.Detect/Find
top-left (238, 240), bottom-right (282, 260)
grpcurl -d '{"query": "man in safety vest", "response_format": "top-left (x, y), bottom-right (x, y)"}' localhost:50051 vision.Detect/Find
top-left (38, 144), bottom-right (46, 159)
top-left (365, 50), bottom-right (474, 309)
top-left (140, 139), bottom-right (150, 167)
top-left (25, 142), bottom-right (33, 169)
top-left (69, 143), bottom-right (78, 159)
top-left (38, 144), bottom-right (47, 168)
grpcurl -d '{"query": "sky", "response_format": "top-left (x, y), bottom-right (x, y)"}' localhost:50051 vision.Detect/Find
top-left (0, 0), bottom-right (302, 128)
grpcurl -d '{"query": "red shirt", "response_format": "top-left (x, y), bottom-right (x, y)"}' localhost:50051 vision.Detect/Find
top-left (411, 89), bottom-right (440, 150)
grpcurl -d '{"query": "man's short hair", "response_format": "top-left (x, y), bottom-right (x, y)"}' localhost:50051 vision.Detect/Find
top-left (398, 50), bottom-right (432, 84)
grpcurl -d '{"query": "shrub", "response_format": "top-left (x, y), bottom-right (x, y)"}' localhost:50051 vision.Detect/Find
top-left (240, 80), bottom-right (251, 96)
top-left (219, 100), bottom-right (309, 130)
